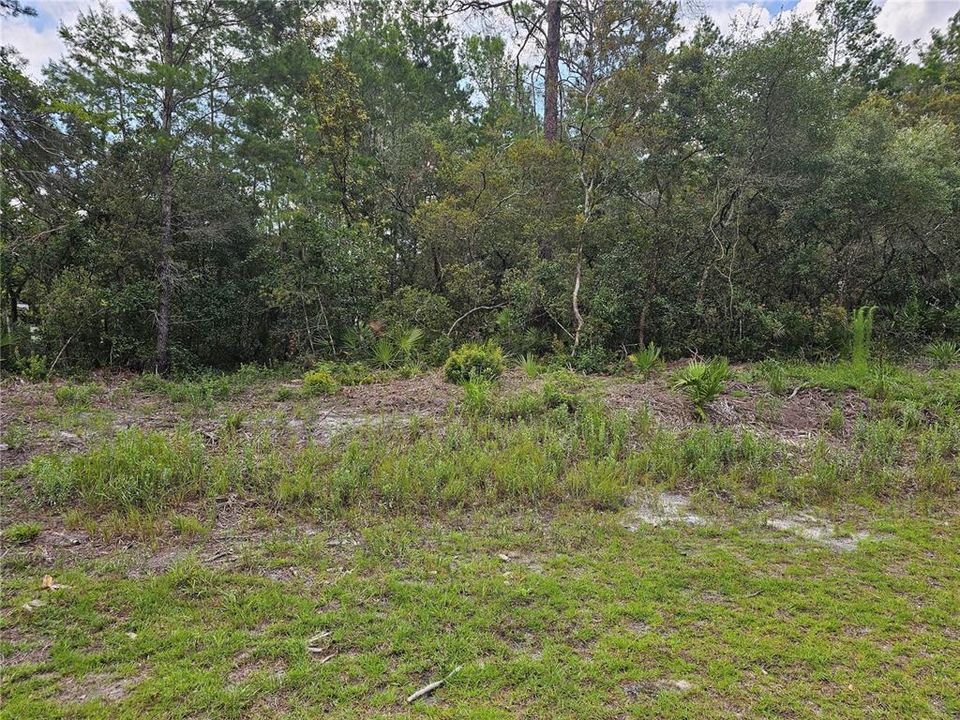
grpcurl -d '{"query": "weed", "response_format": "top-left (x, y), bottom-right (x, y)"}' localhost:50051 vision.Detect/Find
top-left (54, 383), bottom-right (99, 407)
top-left (224, 411), bottom-right (245, 434)
top-left (826, 406), bottom-right (846, 436)
top-left (521, 352), bottom-right (540, 379)
top-left (671, 357), bottom-right (729, 420)
top-left (274, 386), bottom-right (294, 401)
top-left (627, 342), bottom-right (663, 375)
top-left (850, 305), bottom-right (877, 370)
top-left (926, 340), bottom-right (960, 369)
top-left (462, 378), bottom-right (494, 417)
top-left (171, 514), bottom-right (208, 538)
top-left (29, 429), bottom-right (205, 511)
top-left (2, 521), bottom-right (42, 544)
top-left (756, 358), bottom-right (788, 395)
top-left (303, 368), bottom-right (339, 396)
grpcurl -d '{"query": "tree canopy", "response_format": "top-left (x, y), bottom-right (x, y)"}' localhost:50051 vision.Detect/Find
top-left (2, 0), bottom-right (958, 373)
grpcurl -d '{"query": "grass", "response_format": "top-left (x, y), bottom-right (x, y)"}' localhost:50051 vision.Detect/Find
top-left (28, 429), bottom-right (205, 512)
top-left (1, 507), bottom-right (957, 719)
top-left (2, 358), bottom-right (959, 718)
top-left (2, 521), bottom-right (42, 544)
top-left (53, 383), bottom-right (100, 408)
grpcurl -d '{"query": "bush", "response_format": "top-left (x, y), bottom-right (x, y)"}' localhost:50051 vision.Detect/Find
top-left (755, 359), bottom-right (788, 395)
top-left (40, 267), bottom-right (107, 370)
top-left (671, 357), bottom-right (729, 420)
top-left (569, 345), bottom-right (612, 374)
top-left (926, 340), bottom-right (960, 369)
top-left (29, 429), bottom-right (205, 511)
top-left (303, 368), bottom-right (340, 395)
top-left (627, 342), bottom-right (663, 375)
top-left (443, 342), bottom-right (506, 384)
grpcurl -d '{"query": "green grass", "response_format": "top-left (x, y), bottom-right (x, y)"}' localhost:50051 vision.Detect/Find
top-left (128, 364), bottom-right (296, 409)
top-left (1, 507), bottom-right (957, 719)
top-left (54, 383), bottom-right (100, 408)
top-left (4, 359), bottom-right (960, 718)
top-left (2, 521), bottom-right (42, 544)
top-left (21, 373), bottom-right (959, 518)
top-left (28, 429), bottom-right (205, 512)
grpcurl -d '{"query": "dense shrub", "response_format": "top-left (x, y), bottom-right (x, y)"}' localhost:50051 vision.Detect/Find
top-left (40, 268), bottom-right (107, 370)
top-left (443, 342), bottom-right (506, 384)
top-left (303, 368), bottom-right (340, 395)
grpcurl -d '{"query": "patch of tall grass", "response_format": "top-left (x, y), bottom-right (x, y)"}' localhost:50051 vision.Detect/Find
top-left (30, 429), bottom-right (205, 511)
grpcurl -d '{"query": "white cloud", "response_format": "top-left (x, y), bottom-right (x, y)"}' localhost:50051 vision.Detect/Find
top-left (0, 13), bottom-right (66, 74)
top-left (876, 0), bottom-right (958, 50)
top-left (0, 0), bottom-right (128, 78)
top-left (1, 0), bottom-right (955, 79)
top-left (691, 0), bottom-right (954, 50)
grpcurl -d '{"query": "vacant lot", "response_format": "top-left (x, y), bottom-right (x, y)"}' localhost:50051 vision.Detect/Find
top-left (1, 361), bottom-right (958, 719)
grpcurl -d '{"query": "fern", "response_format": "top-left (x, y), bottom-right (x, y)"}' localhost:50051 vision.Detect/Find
top-left (926, 340), bottom-right (960, 369)
top-left (671, 357), bottom-right (729, 421)
top-left (627, 342), bottom-right (663, 375)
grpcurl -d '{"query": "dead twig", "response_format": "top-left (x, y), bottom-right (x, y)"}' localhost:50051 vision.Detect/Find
top-left (406, 665), bottom-right (462, 704)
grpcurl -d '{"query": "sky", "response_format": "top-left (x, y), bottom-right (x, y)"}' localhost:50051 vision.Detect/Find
top-left (1, 0), bottom-right (958, 79)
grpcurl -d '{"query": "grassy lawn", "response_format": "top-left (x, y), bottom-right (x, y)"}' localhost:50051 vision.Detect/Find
top-left (1, 361), bottom-right (958, 718)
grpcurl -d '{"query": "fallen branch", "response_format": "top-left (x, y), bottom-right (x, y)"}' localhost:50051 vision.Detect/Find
top-left (406, 665), bottom-right (462, 704)
top-left (787, 382), bottom-right (810, 400)
top-left (446, 304), bottom-right (506, 337)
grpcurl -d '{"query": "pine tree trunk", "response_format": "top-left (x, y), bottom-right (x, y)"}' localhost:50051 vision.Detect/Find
top-left (544, 0), bottom-right (560, 142)
top-left (153, 0), bottom-right (175, 373)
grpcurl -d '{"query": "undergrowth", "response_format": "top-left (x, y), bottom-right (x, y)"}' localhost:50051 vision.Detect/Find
top-left (21, 372), bottom-right (959, 524)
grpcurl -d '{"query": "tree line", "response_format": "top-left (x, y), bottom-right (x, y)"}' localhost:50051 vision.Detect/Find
top-left (2, 0), bottom-right (958, 374)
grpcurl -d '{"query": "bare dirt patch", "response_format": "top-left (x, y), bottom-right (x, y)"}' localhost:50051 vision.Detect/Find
top-left (766, 513), bottom-right (873, 552)
top-left (58, 667), bottom-right (148, 703)
top-left (228, 652), bottom-right (287, 685)
top-left (604, 376), bottom-right (869, 442)
top-left (622, 492), bottom-right (706, 531)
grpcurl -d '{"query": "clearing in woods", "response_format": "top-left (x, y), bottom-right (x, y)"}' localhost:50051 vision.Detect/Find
top-left (1, 361), bottom-right (958, 719)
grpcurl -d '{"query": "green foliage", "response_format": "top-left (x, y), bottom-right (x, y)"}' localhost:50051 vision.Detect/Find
top-left (462, 378), bottom-right (494, 417)
top-left (756, 359), bottom-right (788, 395)
top-left (569, 346), bottom-right (612, 374)
top-left (926, 340), bottom-right (960, 368)
top-left (671, 358), bottom-right (730, 420)
top-left (274, 409), bottom-right (633, 512)
top-left (373, 338), bottom-right (398, 369)
top-left (303, 368), bottom-right (340, 396)
top-left (4, 1), bottom-right (959, 376)
top-left (39, 268), bottom-right (107, 371)
top-left (395, 327), bottom-right (424, 363)
top-left (850, 306), bottom-right (878, 370)
top-left (2, 521), bottom-right (42, 545)
top-left (53, 382), bottom-right (99, 407)
top-left (443, 342), bottom-right (506, 384)
top-left (171, 514), bottom-right (208, 538)
top-left (29, 429), bottom-right (205, 511)
top-left (20, 355), bottom-right (48, 382)
top-left (627, 342), bottom-right (663, 375)
top-left (521, 352), bottom-right (540, 379)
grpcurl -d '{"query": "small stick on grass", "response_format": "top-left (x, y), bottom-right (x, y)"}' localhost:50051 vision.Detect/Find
top-left (406, 665), bottom-right (462, 704)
